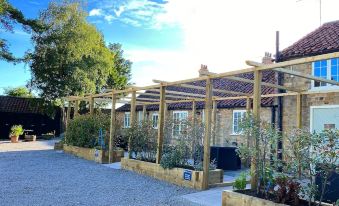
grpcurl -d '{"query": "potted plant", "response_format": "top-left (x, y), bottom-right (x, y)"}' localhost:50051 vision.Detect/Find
top-left (9, 125), bottom-right (24, 143)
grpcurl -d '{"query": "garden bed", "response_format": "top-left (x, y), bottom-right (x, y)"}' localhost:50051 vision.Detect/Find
top-left (222, 190), bottom-right (333, 206)
top-left (63, 144), bottom-right (124, 164)
top-left (121, 158), bottom-right (223, 190)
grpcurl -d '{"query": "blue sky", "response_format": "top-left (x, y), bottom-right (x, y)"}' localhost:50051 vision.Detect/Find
top-left (2, 0), bottom-right (339, 95)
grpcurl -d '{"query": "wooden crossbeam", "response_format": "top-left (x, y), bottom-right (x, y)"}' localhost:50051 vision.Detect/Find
top-left (136, 91), bottom-right (196, 100)
top-left (274, 68), bottom-right (339, 86)
top-left (153, 79), bottom-right (249, 96)
top-left (148, 89), bottom-right (207, 99)
top-left (225, 76), bottom-right (302, 92)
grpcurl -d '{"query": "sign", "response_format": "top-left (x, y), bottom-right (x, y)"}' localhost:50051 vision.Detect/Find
top-left (183, 170), bottom-right (192, 181)
top-left (94, 149), bottom-right (99, 157)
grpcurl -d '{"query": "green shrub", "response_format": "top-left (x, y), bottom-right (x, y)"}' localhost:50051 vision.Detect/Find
top-left (10, 125), bottom-right (24, 137)
top-left (65, 114), bottom-right (110, 148)
top-left (233, 172), bottom-right (247, 190)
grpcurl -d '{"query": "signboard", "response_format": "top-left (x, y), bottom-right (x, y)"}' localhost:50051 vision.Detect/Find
top-left (183, 170), bottom-right (192, 181)
top-left (94, 149), bottom-right (99, 157)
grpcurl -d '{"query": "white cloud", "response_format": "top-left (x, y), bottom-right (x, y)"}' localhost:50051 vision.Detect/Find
top-left (104, 15), bottom-right (115, 23)
top-left (89, 8), bottom-right (103, 16)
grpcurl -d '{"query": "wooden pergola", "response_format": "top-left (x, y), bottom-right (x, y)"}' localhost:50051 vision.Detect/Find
top-left (64, 52), bottom-right (339, 190)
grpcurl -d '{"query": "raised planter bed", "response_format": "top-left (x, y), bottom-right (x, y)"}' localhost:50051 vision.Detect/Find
top-left (63, 144), bottom-right (124, 164)
top-left (121, 158), bottom-right (223, 190)
top-left (222, 190), bottom-right (333, 206)
top-left (54, 142), bottom-right (64, 150)
top-left (24, 135), bottom-right (36, 141)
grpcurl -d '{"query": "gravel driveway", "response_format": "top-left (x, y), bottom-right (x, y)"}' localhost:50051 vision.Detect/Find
top-left (0, 140), bottom-right (197, 206)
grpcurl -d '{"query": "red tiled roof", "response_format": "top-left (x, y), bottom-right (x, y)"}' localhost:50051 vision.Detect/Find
top-left (117, 70), bottom-right (276, 112)
top-left (279, 20), bottom-right (339, 61)
top-left (0, 96), bottom-right (43, 114)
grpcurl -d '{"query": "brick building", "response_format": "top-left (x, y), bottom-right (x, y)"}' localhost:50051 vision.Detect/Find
top-left (116, 20), bottom-right (339, 146)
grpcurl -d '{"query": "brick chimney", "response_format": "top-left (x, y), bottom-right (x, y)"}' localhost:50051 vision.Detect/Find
top-left (262, 52), bottom-right (273, 64)
top-left (199, 64), bottom-right (209, 77)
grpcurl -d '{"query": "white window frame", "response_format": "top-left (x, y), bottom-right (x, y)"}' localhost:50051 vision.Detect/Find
top-left (232, 110), bottom-right (246, 135)
top-left (123, 112), bottom-right (131, 128)
top-left (311, 59), bottom-right (339, 91)
top-left (309, 105), bottom-right (339, 132)
top-left (152, 113), bottom-right (159, 129)
top-left (172, 111), bottom-right (188, 137)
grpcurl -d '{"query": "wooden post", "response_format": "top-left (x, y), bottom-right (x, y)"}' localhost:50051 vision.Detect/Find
top-left (66, 101), bottom-right (71, 129)
top-left (296, 93), bottom-right (302, 129)
top-left (142, 105), bottom-right (147, 121)
top-left (74, 100), bottom-right (79, 117)
top-left (246, 97), bottom-right (252, 167)
top-left (211, 100), bottom-right (217, 146)
top-left (202, 78), bottom-right (213, 190)
top-left (156, 86), bottom-right (166, 164)
top-left (128, 91), bottom-right (137, 158)
top-left (251, 70), bottom-right (262, 189)
top-left (89, 96), bottom-right (95, 115)
top-left (109, 93), bottom-right (117, 163)
top-left (192, 100), bottom-right (197, 160)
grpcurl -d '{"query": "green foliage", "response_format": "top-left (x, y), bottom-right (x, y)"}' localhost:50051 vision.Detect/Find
top-left (237, 113), bottom-right (282, 195)
top-left (65, 114), bottom-right (110, 149)
top-left (10, 125), bottom-right (23, 137)
top-left (160, 140), bottom-right (191, 169)
top-left (0, 0), bottom-right (44, 62)
top-left (28, 1), bottom-right (131, 100)
top-left (4, 86), bottom-right (34, 97)
top-left (233, 172), bottom-right (247, 190)
top-left (124, 120), bottom-right (157, 162)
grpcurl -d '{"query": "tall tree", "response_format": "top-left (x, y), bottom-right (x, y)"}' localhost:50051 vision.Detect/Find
top-left (29, 1), bottom-right (130, 100)
top-left (0, 0), bottom-right (44, 62)
top-left (107, 43), bottom-right (132, 90)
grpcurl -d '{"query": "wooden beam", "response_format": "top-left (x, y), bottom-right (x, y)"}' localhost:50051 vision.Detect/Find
top-left (149, 89), bottom-right (207, 99)
top-left (251, 70), bottom-right (262, 189)
top-left (225, 76), bottom-right (301, 92)
top-left (274, 68), bottom-right (339, 86)
top-left (296, 93), bottom-right (302, 129)
top-left (156, 86), bottom-right (166, 164)
top-left (202, 78), bottom-right (213, 190)
top-left (142, 105), bottom-right (147, 120)
top-left (109, 93), bottom-right (117, 163)
top-left (128, 91), bottom-right (137, 158)
top-left (211, 100), bottom-right (217, 146)
top-left (136, 91), bottom-right (197, 100)
top-left (74, 100), bottom-right (79, 117)
top-left (153, 79), bottom-right (250, 96)
top-left (192, 100), bottom-right (197, 159)
top-left (66, 101), bottom-right (71, 130)
top-left (89, 96), bottom-right (94, 115)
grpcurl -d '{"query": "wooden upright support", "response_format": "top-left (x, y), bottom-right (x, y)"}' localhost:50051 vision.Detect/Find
top-left (251, 70), bottom-right (262, 189)
top-left (296, 93), bottom-right (302, 129)
top-left (74, 100), bottom-right (79, 117)
top-left (142, 105), bottom-right (147, 121)
top-left (192, 100), bottom-right (197, 159)
top-left (202, 78), bottom-right (213, 190)
top-left (66, 101), bottom-right (71, 129)
top-left (128, 91), bottom-right (137, 158)
top-left (109, 93), bottom-right (117, 163)
top-left (89, 96), bottom-right (95, 115)
top-left (211, 100), bottom-right (217, 146)
top-left (156, 86), bottom-right (166, 164)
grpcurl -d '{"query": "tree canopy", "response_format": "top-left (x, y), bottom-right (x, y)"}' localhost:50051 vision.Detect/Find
top-left (0, 0), bottom-right (44, 62)
top-left (4, 86), bottom-right (34, 97)
top-left (29, 1), bottom-right (131, 100)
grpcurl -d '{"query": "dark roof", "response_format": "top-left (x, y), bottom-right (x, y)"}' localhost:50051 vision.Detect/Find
top-left (0, 96), bottom-right (44, 114)
top-left (117, 70), bottom-right (276, 112)
top-left (279, 20), bottom-right (339, 61)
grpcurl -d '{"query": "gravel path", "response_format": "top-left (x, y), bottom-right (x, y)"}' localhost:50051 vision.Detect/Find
top-left (0, 141), bottom-right (198, 206)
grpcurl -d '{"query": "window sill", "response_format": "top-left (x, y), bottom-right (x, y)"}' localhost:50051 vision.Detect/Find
top-left (230, 133), bottom-right (242, 136)
top-left (309, 85), bottom-right (339, 92)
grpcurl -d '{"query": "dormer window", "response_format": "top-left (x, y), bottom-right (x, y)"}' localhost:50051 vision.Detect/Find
top-left (312, 58), bottom-right (339, 89)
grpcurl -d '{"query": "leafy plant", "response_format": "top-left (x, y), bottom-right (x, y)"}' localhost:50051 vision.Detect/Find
top-left (233, 172), bottom-right (247, 190)
top-left (275, 175), bottom-right (300, 205)
top-left (10, 125), bottom-right (24, 137)
top-left (65, 113), bottom-right (110, 149)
